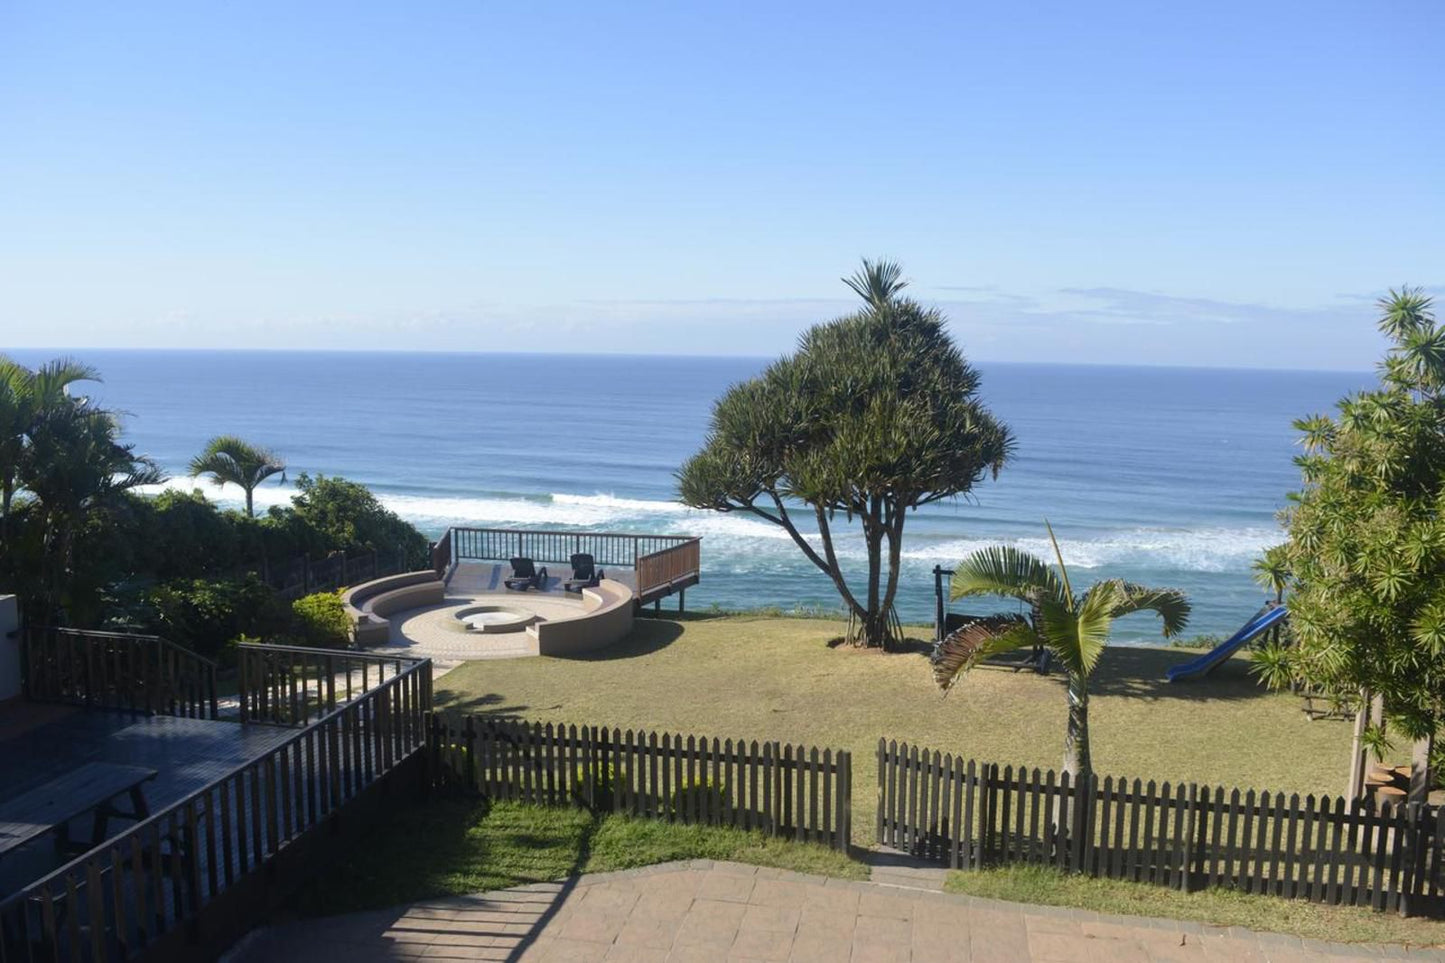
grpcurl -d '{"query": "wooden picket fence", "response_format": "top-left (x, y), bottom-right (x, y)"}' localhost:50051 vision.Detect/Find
top-left (430, 716), bottom-right (851, 851)
top-left (878, 740), bottom-right (1445, 917)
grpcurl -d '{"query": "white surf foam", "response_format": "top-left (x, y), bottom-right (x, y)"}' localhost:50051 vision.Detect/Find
top-left (132, 480), bottom-right (1279, 574)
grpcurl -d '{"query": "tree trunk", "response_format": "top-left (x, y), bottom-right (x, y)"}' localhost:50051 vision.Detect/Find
top-left (244, 486), bottom-right (254, 518)
top-left (1347, 688), bottom-right (1371, 802)
top-left (1063, 671), bottom-right (1091, 777)
top-left (860, 517), bottom-right (884, 648)
top-left (1410, 732), bottom-right (1435, 806)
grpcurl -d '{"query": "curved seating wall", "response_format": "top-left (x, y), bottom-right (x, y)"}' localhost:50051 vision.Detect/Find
top-left (344, 571), bottom-right (445, 646)
top-left (532, 579), bottom-right (634, 656)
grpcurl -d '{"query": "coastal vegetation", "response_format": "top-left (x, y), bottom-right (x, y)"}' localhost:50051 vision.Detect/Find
top-left (0, 354), bottom-right (430, 656)
top-left (433, 614), bottom-right (1352, 846)
top-left (189, 434), bottom-right (286, 517)
top-left (931, 525), bottom-right (1190, 775)
top-left (1253, 288), bottom-right (1444, 795)
top-left (678, 261), bottom-right (1012, 648)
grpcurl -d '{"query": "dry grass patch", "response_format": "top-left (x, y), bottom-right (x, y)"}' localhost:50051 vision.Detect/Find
top-left (434, 615), bottom-right (1354, 844)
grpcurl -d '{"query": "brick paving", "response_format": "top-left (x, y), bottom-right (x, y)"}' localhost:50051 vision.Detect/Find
top-left (228, 860), bottom-right (1445, 962)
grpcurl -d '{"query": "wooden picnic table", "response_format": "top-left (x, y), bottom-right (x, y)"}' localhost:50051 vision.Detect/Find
top-left (0, 762), bottom-right (157, 858)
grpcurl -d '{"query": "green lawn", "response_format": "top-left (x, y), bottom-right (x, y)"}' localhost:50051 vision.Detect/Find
top-left (434, 614), bottom-right (1359, 845)
top-left (944, 865), bottom-right (1445, 947)
top-left (288, 797), bottom-right (864, 917)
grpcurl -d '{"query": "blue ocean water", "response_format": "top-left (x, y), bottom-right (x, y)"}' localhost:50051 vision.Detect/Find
top-left (7, 350), bottom-right (1372, 640)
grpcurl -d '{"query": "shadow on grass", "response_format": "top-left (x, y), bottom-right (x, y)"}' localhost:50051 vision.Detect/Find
top-left (1081, 647), bottom-right (1276, 703)
top-left (430, 690), bottom-right (536, 715)
top-left (548, 619), bottom-right (686, 661)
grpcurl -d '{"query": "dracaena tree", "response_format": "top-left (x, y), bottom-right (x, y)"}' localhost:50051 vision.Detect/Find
top-left (677, 260), bottom-right (1013, 648)
top-left (1253, 288), bottom-right (1445, 800)
top-left (932, 525), bottom-right (1190, 775)
top-left (189, 435), bottom-right (286, 517)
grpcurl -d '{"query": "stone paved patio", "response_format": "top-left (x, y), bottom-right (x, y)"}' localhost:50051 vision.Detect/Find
top-left (227, 860), bottom-right (1445, 962)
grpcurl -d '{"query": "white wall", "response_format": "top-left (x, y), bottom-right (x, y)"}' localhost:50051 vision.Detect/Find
top-left (0, 595), bottom-right (19, 702)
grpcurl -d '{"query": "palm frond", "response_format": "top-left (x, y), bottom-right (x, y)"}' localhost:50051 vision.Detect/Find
top-left (1090, 580), bottom-right (1192, 637)
top-left (932, 615), bottom-right (1036, 692)
top-left (949, 545), bottom-right (1064, 607)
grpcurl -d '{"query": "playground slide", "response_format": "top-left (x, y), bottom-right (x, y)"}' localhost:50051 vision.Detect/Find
top-left (1164, 604), bottom-right (1288, 682)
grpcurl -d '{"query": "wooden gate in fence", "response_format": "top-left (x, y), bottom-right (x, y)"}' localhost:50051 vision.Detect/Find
top-left (431, 716), bottom-right (852, 851)
top-left (877, 740), bottom-right (1445, 917)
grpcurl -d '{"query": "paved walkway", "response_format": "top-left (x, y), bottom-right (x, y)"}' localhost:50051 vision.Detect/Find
top-left (228, 860), bottom-right (1445, 962)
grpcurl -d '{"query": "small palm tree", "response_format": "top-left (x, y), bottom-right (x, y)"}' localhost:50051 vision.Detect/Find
top-left (189, 435), bottom-right (286, 517)
top-left (932, 523), bottom-right (1190, 776)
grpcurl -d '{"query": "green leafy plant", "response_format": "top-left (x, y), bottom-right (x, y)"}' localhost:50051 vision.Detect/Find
top-left (189, 435), bottom-right (285, 518)
top-left (678, 259), bottom-right (1013, 648)
top-left (932, 523), bottom-right (1190, 776)
top-left (291, 591), bottom-right (352, 649)
top-left (1255, 288), bottom-right (1445, 789)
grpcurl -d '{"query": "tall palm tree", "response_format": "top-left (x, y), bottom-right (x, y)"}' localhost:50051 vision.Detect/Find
top-left (932, 523), bottom-right (1190, 776)
top-left (189, 436), bottom-right (286, 517)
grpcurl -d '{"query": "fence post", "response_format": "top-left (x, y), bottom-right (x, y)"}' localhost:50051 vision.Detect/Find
top-left (839, 750), bottom-right (852, 853)
top-left (876, 740), bottom-right (885, 846)
top-left (1181, 782), bottom-right (1198, 893)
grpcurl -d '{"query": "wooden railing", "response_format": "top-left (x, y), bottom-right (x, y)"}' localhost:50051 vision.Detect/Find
top-left (878, 741), bottom-right (1445, 917)
top-left (0, 656), bottom-right (433, 962)
top-left (22, 628), bottom-right (218, 720)
top-left (635, 538), bottom-right (701, 602)
top-left (237, 643), bottom-right (424, 726)
top-left (431, 715), bottom-right (851, 851)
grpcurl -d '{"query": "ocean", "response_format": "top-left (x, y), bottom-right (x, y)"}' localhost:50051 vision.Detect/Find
top-left (7, 349), bottom-right (1372, 641)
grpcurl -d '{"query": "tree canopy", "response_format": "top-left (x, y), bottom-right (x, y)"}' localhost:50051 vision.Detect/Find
top-left (189, 435), bottom-right (286, 517)
top-left (1255, 288), bottom-right (1445, 785)
top-left (677, 260), bottom-right (1013, 647)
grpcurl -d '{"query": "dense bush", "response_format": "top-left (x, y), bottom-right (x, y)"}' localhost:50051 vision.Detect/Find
top-left (126, 574), bottom-right (286, 664)
top-left (291, 591), bottom-right (352, 649)
top-left (283, 473), bottom-right (430, 568)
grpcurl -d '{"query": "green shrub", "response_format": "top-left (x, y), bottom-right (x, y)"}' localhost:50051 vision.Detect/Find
top-left (671, 777), bottom-right (729, 818)
top-left (291, 591), bottom-right (352, 648)
top-left (133, 574), bottom-right (284, 663)
top-left (572, 762), bottom-right (628, 811)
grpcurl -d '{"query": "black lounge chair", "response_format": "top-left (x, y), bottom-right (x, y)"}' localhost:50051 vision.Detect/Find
top-left (562, 553), bottom-right (604, 594)
top-left (504, 557), bottom-right (548, 592)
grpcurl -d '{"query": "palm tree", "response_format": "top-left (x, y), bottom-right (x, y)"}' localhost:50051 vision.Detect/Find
top-left (21, 397), bottom-right (163, 621)
top-left (932, 523), bottom-right (1190, 776)
top-left (189, 436), bottom-right (286, 517)
top-left (0, 355), bottom-right (101, 541)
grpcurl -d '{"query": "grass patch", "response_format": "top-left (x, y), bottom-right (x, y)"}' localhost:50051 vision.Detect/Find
top-left (944, 865), bottom-right (1445, 946)
top-left (289, 797), bottom-right (864, 917)
top-left (434, 615), bottom-right (1360, 844)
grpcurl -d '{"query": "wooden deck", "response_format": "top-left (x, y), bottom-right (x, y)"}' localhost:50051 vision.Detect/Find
top-left (0, 702), bottom-right (292, 900)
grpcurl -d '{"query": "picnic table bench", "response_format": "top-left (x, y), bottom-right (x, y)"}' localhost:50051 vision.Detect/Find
top-left (0, 762), bottom-right (157, 858)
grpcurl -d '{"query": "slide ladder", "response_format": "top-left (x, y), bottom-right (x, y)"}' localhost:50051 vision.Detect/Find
top-left (1164, 603), bottom-right (1287, 682)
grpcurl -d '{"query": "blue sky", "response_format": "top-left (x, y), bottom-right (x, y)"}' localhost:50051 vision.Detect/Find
top-left (1, 1), bottom-right (1440, 368)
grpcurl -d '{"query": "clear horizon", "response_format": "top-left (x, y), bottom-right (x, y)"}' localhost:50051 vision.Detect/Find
top-left (3, 345), bottom-right (1378, 376)
top-left (2, 2), bottom-right (1441, 368)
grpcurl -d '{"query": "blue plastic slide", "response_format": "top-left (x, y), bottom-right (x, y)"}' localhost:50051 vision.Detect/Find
top-left (1164, 604), bottom-right (1288, 682)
